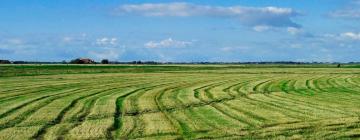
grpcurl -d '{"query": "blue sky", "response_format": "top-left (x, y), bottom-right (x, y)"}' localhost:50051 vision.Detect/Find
top-left (0, 0), bottom-right (360, 62)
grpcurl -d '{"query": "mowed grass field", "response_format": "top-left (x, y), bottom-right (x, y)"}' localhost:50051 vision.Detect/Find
top-left (1, 64), bottom-right (360, 139)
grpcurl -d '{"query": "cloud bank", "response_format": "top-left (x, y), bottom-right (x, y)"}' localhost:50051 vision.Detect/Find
top-left (329, 0), bottom-right (360, 20)
top-left (115, 2), bottom-right (301, 28)
top-left (145, 38), bottom-right (193, 48)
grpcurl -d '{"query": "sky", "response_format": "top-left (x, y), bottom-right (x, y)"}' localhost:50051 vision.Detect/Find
top-left (0, 0), bottom-right (360, 62)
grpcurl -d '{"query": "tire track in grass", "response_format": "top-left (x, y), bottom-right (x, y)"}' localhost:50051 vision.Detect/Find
top-left (331, 76), bottom-right (360, 93)
top-left (158, 77), bottom-right (251, 139)
top-left (252, 79), bottom-right (274, 93)
top-left (154, 79), bottom-right (210, 139)
top-left (55, 89), bottom-right (120, 140)
top-left (262, 78), bottom-right (345, 116)
top-left (231, 80), bottom-right (297, 122)
top-left (111, 82), bottom-right (176, 139)
top-left (222, 79), bottom-right (269, 123)
top-left (0, 83), bottom-right (85, 117)
top-left (344, 76), bottom-right (360, 88)
top-left (140, 86), bottom-right (185, 139)
top-left (0, 88), bottom-right (82, 120)
top-left (0, 87), bottom-right (64, 103)
top-left (312, 76), bottom-right (329, 92)
top-left (139, 78), bottom-right (232, 138)
top-left (0, 88), bottom-right (88, 131)
top-left (232, 79), bottom-right (312, 120)
top-left (187, 79), bottom-right (258, 127)
top-left (107, 85), bottom-right (160, 139)
top-left (304, 77), bottom-right (321, 95)
top-left (0, 82), bottom-right (83, 102)
top-left (204, 81), bottom-right (261, 127)
top-left (156, 86), bottom-right (188, 139)
top-left (128, 82), bottom-right (185, 138)
top-left (0, 80), bottom-right (127, 123)
top-left (325, 76), bottom-right (360, 103)
top-left (294, 76), bottom-right (360, 106)
top-left (239, 76), bottom-right (360, 137)
top-left (38, 79), bottom-right (162, 140)
top-left (211, 116), bottom-right (359, 139)
top-left (278, 78), bottom-right (353, 116)
top-left (192, 79), bottom-right (260, 129)
top-left (32, 87), bottom-right (121, 140)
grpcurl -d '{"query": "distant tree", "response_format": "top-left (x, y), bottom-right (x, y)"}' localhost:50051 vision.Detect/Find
top-left (0, 60), bottom-right (11, 64)
top-left (101, 59), bottom-right (109, 64)
top-left (337, 64), bottom-right (341, 68)
top-left (61, 60), bottom-right (67, 64)
top-left (13, 61), bottom-right (26, 64)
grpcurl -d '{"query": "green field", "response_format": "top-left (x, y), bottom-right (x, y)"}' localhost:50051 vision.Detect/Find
top-left (1, 65), bottom-right (360, 139)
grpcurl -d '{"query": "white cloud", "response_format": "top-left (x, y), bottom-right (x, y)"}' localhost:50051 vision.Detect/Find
top-left (253, 25), bottom-right (271, 32)
top-left (287, 27), bottom-right (302, 35)
top-left (88, 47), bottom-right (124, 60)
top-left (340, 32), bottom-right (360, 40)
top-left (220, 46), bottom-right (250, 52)
top-left (145, 38), bottom-right (193, 48)
top-left (329, 0), bottom-right (360, 20)
top-left (116, 2), bottom-right (301, 28)
top-left (290, 44), bottom-right (303, 49)
top-left (60, 34), bottom-right (89, 45)
top-left (220, 47), bottom-right (233, 52)
top-left (96, 37), bottom-right (118, 46)
top-left (322, 32), bottom-right (360, 41)
top-left (62, 37), bottom-right (73, 43)
top-left (1, 38), bottom-right (24, 45)
top-left (330, 9), bottom-right (360, 19)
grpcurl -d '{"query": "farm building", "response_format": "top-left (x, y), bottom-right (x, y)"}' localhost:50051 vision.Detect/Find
top-left (70, 58), bottom-right (95, 64)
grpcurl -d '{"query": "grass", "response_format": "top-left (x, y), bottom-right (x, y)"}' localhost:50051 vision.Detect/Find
top-left (0, 64), bottom-right (360, 139)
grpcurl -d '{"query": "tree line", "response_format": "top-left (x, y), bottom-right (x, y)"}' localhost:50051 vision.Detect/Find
top-left (1, 58), bottom-right (359, 65)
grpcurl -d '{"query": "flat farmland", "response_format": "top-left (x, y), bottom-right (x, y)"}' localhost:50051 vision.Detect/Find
top-left (1, 65), bottom-right (360, 139)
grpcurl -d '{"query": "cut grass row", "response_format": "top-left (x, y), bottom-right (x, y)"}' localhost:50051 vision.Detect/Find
top-left (1, 69), bottom-right (360, 139)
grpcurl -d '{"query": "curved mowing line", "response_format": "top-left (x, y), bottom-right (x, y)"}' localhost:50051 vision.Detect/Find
top-left (121, 78), bottom-right (235, 139)
top-left (223, 79), bottom-right (269, 122)
top-left (0, 88), bottom-right (62, 103)
top-left (111, 82), bottom-right (177, 139)
top-left (261, 77), bottom-right (344, 111)
top-left (207, 79), bottom-right (275, 125)
top-left (106, 84), bottom-right (161, 139)
top-left (193, 78), bottom-right (238, 101)
top-left (32, 87), bottom-right (121, 140)
top-left (312, 76), bottom-right (330, 92)
top-left (304, 77), bottom-right (321, 95)
top-left (344, 76), bottom-right (360, 90)
top-left (0, 80), bottom-right (131, 117)
top-left (36, 79), bottom-right (163, 140)
top-left (154, 78), bottom-right (219, 139)
top-left (192, 79), bottom-right (260, 127)
top-left (193, 80), bottom-right (263, 127)
top-left (55, 87), bottom-right (124, 140)
top-left (0, 88), bottom-right (90, 131)
top-left (270, 92), bottom-right (351, 116)
top-left (331, 76), bottom-right (360, 93)
top-left (203, 116), bottom-right (360, 139)
top-left (252, 79), bottom-right (275, 93)
top-left (233, 84), bottom-right (310, 120)
top-left (155, 85), bottom-right (189, 139)
top-left (281, 77), bottom-right (356, 114)
top-left (0, 88), bottom-right (82, 120)
top-left (0, 82), bottom-right (84, 102)
top-left (101, 82), bottom-right (159, 140)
